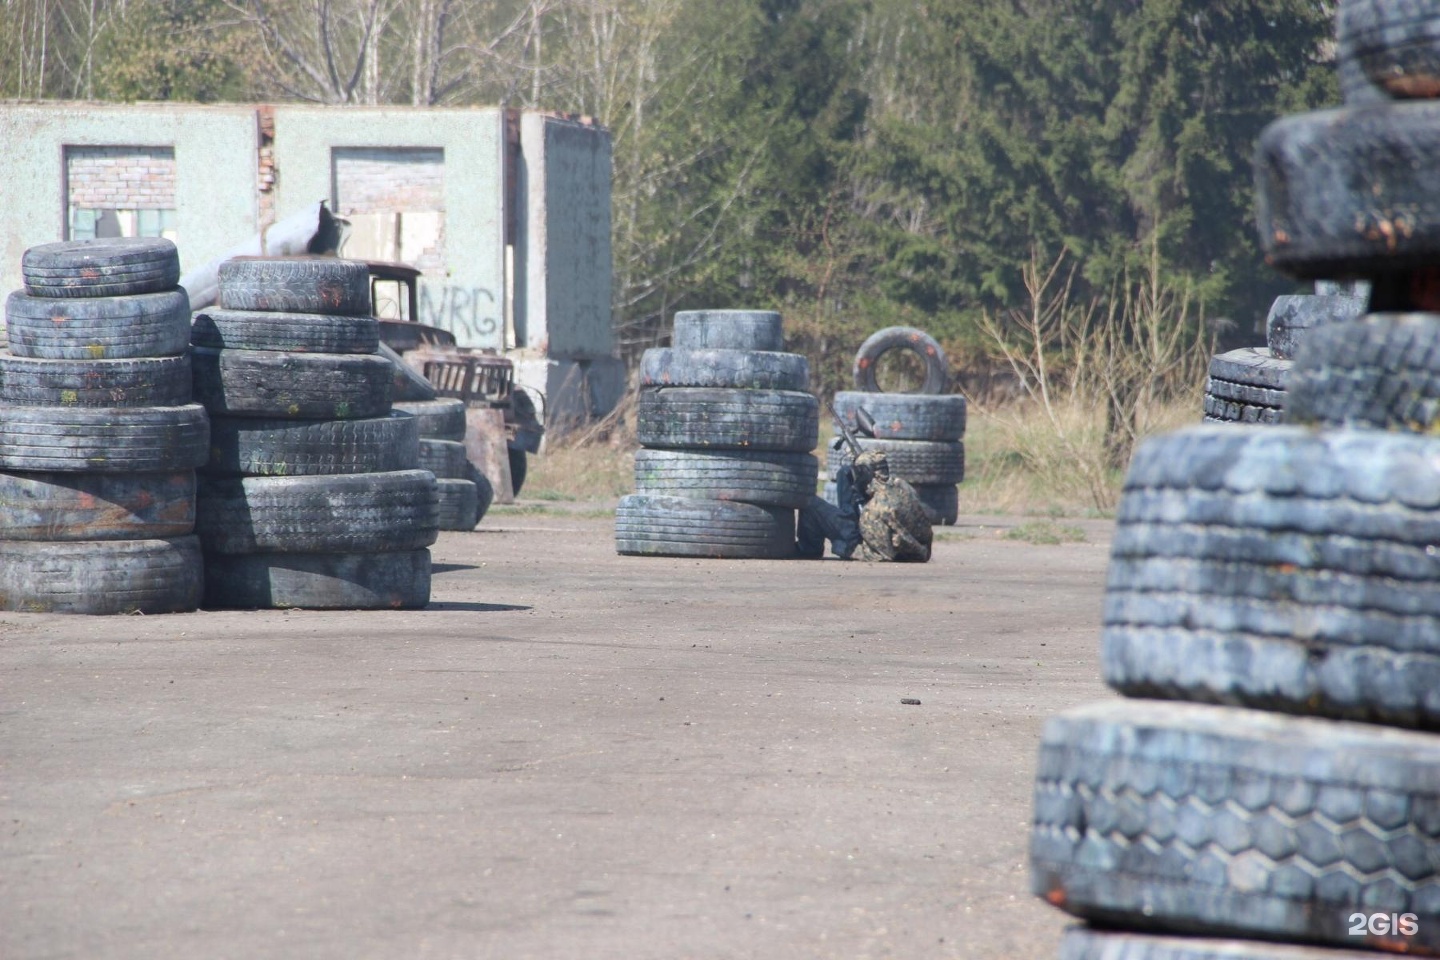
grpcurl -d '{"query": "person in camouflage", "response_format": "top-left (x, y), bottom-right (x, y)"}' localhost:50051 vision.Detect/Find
top-left (797, 447), bottom-right (933, 562)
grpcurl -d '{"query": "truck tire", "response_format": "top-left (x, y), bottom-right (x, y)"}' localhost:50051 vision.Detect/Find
top-left (615, 494), bottom-right (797, 559)
top-left (190, 308), bottom-right (380, 354)
top-left (1033, 699), bottom-right (1440, 953)
top-left (0, 470), bottom-right (195, 541)
top-left (191, 347), bottom-right (392, 419)
top-left (637, 387), bottom-right (819, 453)
top-left (508, 448), bottom-right (527, 495)
top-left (418, 438), bottom-right (469, 479)
top-left (672, 310), bottom-right (785, 352)
top-left (0, 403), bottom-right (209, 473)
top-left (203, 549), bottom-right (431, 610)
top-left (634, 449), bottom-right (819, 508)
top-left (827, 438), bottom-right (965, 485)
top-left (435, 478), bottom-right (480, 530)
top-left (217, 258), bottom-right (371, 316)
top-left (832, 391), bottom-right (967, 440)
top-left (195, 470), bottom-right (439, 555)
top-left (853, 326), bottom-right (949, 394)
top-left (0, 353), bottom-right (191, 407)
top-left (1105, 424), bottom-right (1440, 729)
top-left (204, 412), bottom-right (419, 477)
top-left (21, 238), bottom-right (179, 298)
top-left (467, 462), bottom-right (494, 523)
top-left (0, 536), bottom-right (202, 614)
top-left (640, 347), bottom-right (809, 391)
top-left (5, 289), bottom-right (190, 360)
top-left (1265, 294), bottom-right (1366, 360)
top-left (392, 398), bottom-right (467, 441)
top-left (1204, 349), bottom-right (1291, 424)
top-left (1285, 313), bottom-right (1440, 430)
top-left (1339, 0), bottom-right (1440, 99)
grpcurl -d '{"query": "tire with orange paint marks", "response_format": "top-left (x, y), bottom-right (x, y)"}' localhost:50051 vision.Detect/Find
top-left (852, 326), bottom-right (948, 394)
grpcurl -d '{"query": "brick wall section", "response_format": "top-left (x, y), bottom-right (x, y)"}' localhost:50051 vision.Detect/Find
top-left (333, 147), bottom-right (444, 214)
top-left (66, 146), bottom-right (176, 209)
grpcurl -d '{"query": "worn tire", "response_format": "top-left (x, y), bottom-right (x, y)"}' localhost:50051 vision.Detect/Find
top-left (1201, 395), bottom-right (1283, 425)
top-left (0, 403), bottom-right (208, 473)
top-left (1265, 294), bottom-right (1366, 360)
top-left (0, 536), bottom-right (202, 614)
top-left (637, 387), bottom-right (818, 453)
top-left (0, 353), bottom-right (191, 407)
top-left (1339, 0), bottom-right (1440, 99)
top-left (634, 449), bottom-right (819, 508)
top-left (1061, 925), bottom-right (1407, 960)
top-left (639, 347), bottom-right (809, 391)
top-left (1256, 102), bottom-right (1440, 277)
top-left (203, 549), bottom-right (431, 610)
top-left (672, 310), bottom-right (784, 352)
top-left (190, 308), bottom-right (380, 354)
top-left (217, 258), bottom-right (371, 316)
top-left (467, 462), bottom-right (494, 523)
top-left (615, 494), bottom-right (797, 559)
top-left (436, 478), bottom-right (480, 530)
top-left (827, 438), bottom-right (965, 486)
top-left (0, 470), bottom-right (195, 541)
top-left (1204, 349), bottom-right (1290, 424)
top-left (853, 326), bottom-right (949, 394)
top-left (1032, 699), bottom-right (1440, 953)
top-left (508, 448), bottom-right (528, 496)
top-left (6, 289), bottom-right (190, 360)
top-left (204, 412), bottom-right (419, 477)
top-left (914, 483), bottom-right (959, 526)
top-left (392, 398), bottom-right (467, 441)
top-left (21, 238), bottom-right (179, 298)
top-left (832, 390), bottom-right (967, 441)
top-left (195, 470), bottom-right (438, 555)
top-left (1286, 313), bottom-right (1440, 430)
top-left (418, 438), bottom-right (469, 479)
top-left (1105, 424), bottom-right (1440, 729)
top-left (191, 347), bottom-right (392, 419)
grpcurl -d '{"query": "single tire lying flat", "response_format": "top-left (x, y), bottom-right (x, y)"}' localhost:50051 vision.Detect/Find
top-left (191, 347), bottom-right (392, 419)
top-left (1286, 313), bottom-right (1440, 430)
top-left (615, 495), bottom-right (797, 559)
top-left (195, 470), bottom-right (438, 555)
top-left (418, 438), bottom-right (470, 479)
top-left (190, 308), bottom-right (380, 354)
top-left (640, 347), bottom-right (809, 391)
top-left (1208, 348), bottom-right (1291, 391)
top-left (1032, 699), bottom-right (1440, 954)
top-left (1204, 348), bottom-right (1290, 424)
top-left (634, 449), bottom-right (819, 508)
top-left (1339, 0), bottom-right (1440, 99)
top-left (0, 536), bottom-right (202, 614)
top-left (392, 398), bottom-right (467, 441)
top-left (1201, 394), bottom-right (1282, 425)
top-left (22, 238), bottom-right (179, 298)
top-left (0, 353), bottom-right (191, 407)
top-left (1265, 294), bottom-right (1366, 360)
top-left (1061, 925), bottom-right (1408, 960)
top-left (0, 404), bottom-right (208, 473)
top-left (1105, 425), bottom-right (1440, 729)
top-left (853, 326), bottom-right (949, 394)
top-left (832, 391), bottom-right (967, 441)
top-left (1256, 102), bottom-right (1440, 277)
top-left (672, 310), bottom-right (784, 352)
top-left (217, 258), bottom-right (371, 316)
top-left (435, 478), bottom-right (480, 530)
top-left (204, 412), bottom-right (419, 477)
top-left (827, 438), bottom-right (965, 486)
top-left (0, 471), bottom-right (195, 541)
top-left (6, 289), bottom-right (190, 360)
top-left (637, 388), bottom-right (819, 453)
top-left (203, 549), bottom-right (431, 610)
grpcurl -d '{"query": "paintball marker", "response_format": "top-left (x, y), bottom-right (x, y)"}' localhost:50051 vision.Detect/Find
top-left (827, 400), bottom-right (877, 458)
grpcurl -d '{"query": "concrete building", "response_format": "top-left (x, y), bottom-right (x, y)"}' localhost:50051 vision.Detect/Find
top-left (0, 102), bottom-right (623, 429)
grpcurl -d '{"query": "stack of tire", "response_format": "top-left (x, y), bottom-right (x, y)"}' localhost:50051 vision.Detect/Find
top-left (0, 238), bottom-right (208, 614)
top-left (190, 257), bottom-right (435, 609)
top-left (1030, 6), bottom-right (1440, 958)
top-left (826, 326), bottom-right (964, 525)
top-left (1202, 291), bottom-right (1364, 425)
top-left (394, 396), bottom-right (494, 530)
top-left (616, 310), bottom-right (817, 559)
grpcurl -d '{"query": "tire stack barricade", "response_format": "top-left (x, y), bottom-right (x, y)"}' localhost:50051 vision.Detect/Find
top-left (1030, 9), bottom-right (1440, 957)
top-left (1203, 291), bottom-right (1364, 425)
top-left (394, 397), bottom-right (493, 530)
top-left (616, 310), bottom-right (818, 559)
top-left (0, 238), bottom-right (207, 614)
top-left (824, 326), bottom-right (964, 525)
top-left (191, 258), bottom-right (435, 609)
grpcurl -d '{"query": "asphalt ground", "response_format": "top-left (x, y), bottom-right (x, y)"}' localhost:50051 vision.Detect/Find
top-left (1, 512), bottom-right (1116, 959)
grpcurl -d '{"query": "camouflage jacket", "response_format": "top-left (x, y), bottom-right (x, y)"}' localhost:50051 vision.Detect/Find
top-left (856, 475), bottom-right (933, 562)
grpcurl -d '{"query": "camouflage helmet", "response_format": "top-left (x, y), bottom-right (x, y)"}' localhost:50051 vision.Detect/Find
top-left (851, 449), bottom-right (890, 489)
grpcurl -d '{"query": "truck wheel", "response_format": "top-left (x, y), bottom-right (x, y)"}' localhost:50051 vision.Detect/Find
top-left (508, 448), bottom-right (527, 496)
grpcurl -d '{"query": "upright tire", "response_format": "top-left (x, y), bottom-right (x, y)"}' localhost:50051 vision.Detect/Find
top-left (615, 495), bottom-right (797, 559)
top-left (853, 327), bottom-right (949, 394)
